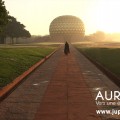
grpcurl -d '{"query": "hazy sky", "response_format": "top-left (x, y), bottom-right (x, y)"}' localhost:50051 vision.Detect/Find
top-left (5, 0), bottom-right (120, 35)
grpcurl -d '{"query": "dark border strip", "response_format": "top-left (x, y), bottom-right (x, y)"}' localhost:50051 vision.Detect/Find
top-left (0, 47), bottom-right (60, 101)
top-left (77, 49), bottom-right (120, 87)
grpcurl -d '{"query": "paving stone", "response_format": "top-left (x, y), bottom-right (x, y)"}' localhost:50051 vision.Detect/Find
top-left (34, 46), bottom-right (101, 120)
top-left (0, 47), bottom-right (62, 120)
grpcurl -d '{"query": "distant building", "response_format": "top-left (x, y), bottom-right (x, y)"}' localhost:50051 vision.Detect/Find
top-left (49, 15), bottom-right (85, 42)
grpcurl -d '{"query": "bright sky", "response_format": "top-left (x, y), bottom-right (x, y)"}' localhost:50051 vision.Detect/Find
top-left (5, 0), bottom-right (120, 35)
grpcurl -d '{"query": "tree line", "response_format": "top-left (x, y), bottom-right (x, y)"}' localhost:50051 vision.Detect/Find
top-left (0, 0), bottom-right (31, 44)
top-left (85, 31), bottom-right (106, 42)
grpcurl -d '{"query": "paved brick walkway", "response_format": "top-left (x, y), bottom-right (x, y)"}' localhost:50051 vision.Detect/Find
top-left (0, 45), bottom-right (120, 120)
top-left (34, 46), bottom-right (101, 120)
top-left (0, 48), bottom-right (62, 120)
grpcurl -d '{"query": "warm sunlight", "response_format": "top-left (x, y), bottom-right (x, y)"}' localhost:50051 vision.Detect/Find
top-left (92, 0), bottom-right (120, 33)
top-left (5, 0), bottom-right (120, 35)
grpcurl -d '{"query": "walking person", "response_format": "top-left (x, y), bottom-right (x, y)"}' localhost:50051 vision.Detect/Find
top-left (64, 41), bottom-right (70, 55)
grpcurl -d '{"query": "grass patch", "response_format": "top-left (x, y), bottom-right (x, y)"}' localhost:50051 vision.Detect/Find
top-left (76, 47), bottom-right (120, 78)
top-left (0, 45), bottom-right (57, 87)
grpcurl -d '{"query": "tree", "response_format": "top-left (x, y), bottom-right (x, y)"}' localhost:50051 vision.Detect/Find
top-left (89, 31), bottom-right (106, 42)
top-left (2, 16), bottom-right (31, 43)
top-left (94, 31), bottom-right (105, 41)
top-left (0, 0), bottom-right (8, 43)
top-left (0, 0), bottom-right (8, 30)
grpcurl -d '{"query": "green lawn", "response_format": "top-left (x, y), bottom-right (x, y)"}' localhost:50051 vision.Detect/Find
top-left (76, 47), bottom-right (120, 78)
top-left (0, 45), bottom-right (57, 87)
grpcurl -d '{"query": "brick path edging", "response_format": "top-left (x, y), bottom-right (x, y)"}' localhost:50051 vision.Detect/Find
top-left (0, 47), bottom-right (59, 101)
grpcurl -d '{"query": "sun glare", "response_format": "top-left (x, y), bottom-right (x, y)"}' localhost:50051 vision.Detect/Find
top-left (93, 0), bottom-right (120, 33)
top-left (5, 0), bottom-right (120, 35)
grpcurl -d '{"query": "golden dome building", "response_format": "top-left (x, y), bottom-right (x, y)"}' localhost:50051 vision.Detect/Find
top-left (49, 15), bottom-right (85, 42)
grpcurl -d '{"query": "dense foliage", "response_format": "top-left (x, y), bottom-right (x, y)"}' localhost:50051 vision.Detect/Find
top-left (0, 0), bottom-right (8, 31)
top-left (4, 16), bottom-right (31, 40)
top-left (0, 1), bottom-right (31, 44)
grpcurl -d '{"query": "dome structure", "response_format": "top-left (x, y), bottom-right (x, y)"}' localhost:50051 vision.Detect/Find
top-left (49, 15), bottom-right (85, 42)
